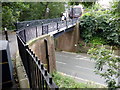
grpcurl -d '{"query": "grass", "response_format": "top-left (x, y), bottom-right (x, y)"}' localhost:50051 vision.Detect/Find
top-left (52, 72), bottom-right (106, 88)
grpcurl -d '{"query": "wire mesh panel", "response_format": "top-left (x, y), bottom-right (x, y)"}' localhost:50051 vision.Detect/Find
top-left (58, 21), bottom-right (66, 29)
top-left (25, 27), bottom-right (36, 42)
top-left (37, 25), bottom-right (42, 36)
top-left (48, 22), bottom-right (57, 33)
top-left (16, 18), bottom-right (61, 30)
top-left (67, 19), bottom-right (73, 26)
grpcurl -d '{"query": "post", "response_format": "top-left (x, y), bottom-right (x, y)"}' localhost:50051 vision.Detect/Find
top-left (36, 26), bottom-right (38, 37)
top-left (42, 22), bottom-right (44, 35)
top-left (57, 22), bottom-right (59, 32)
top-left (4, 28), bottom-right (8, 41)
top-left (47, 25), bottom-right (48, 34)
top-left (23, 29), bottom-right (26, 42)
top-left (66, 20), bottom-right (67, 28)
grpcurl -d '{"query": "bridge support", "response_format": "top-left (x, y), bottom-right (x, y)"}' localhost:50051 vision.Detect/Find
top-left (55, 22), bottom-right (80, 52)
top-left (27, 35), bottom-right (56, 73)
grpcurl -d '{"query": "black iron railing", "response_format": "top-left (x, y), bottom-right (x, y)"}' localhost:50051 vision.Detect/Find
top-left (17, 34), bottom-right (58, 89)
top-left (16, 18), bottom-right (78, 89)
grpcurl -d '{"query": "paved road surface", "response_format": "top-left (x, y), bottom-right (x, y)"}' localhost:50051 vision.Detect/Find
top-left (55, 51), bottom-right (107, 86)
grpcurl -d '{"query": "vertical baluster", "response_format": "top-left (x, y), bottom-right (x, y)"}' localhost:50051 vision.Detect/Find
top-left (47, 25), bottom-right (48, 34)
top-left (57, 22), bottom-right (58, 30)
top-left (38, 60), bottom-right (42, 89)
top-left (24, 29), bottom-right (26, 42)
top-left (66, 20), bottom-right (67, 28)
top-left (42, 22), bottom-right (44, 35)
top-left (36, 26), bottom-right (38, 38)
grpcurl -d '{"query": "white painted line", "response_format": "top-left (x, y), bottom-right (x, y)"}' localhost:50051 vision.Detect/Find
top-left (58, 72), bottom-right (107, 87)
top-left (56, 61), bottom-right (66, 65)
top-left (75, 57), bottom-right (95, 62)
top-left (75, 65), bottom-right (94, 71)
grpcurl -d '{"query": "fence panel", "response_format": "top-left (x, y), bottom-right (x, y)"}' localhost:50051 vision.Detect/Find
top-left (17, 34), bottom-right (58, 89)
top-left (25, 27), bottom-right (36, 42)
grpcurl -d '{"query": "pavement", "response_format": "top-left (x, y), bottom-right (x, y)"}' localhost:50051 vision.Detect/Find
top-left (55, 51), bottom-right (107, 86)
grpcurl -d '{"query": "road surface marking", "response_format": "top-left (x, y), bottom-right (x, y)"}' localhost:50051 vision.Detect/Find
top-left (75, 57), bottom-right (95, 62)
top-left (56, 61), bottom-right (66, 65)
top-left (75, 65), bottom-right (94, 71)
top-left (58, 72), bottom-right (107, 87)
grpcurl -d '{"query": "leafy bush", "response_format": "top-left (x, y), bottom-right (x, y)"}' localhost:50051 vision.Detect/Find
top-left (90, 36), bottom-right (106, 46)
top-left (88, 45), bottom-right (120, 88)
top-left (80, 9), bottom-right (120, 46)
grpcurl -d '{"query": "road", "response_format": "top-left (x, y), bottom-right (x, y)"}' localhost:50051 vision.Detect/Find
top-left (55, 51), bottom-right (107, 86)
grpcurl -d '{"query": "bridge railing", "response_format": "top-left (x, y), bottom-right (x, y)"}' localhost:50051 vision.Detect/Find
top-left (16, 18), bottom-right (61, 30)
top-left (16, 18), bottom-right (78, 89)
top-left (17, 18), bottom-right (78, 42)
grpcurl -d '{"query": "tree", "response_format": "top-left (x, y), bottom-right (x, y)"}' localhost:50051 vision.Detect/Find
top-left (2, 2), bottom-right (29, 30)
top-left (2, 2), bottom-right (65, 30)
top-left (48, 2), bottom-right (65, 18)
top-left (68, 0), bottom-right (98, 8)
top-left (88, 45), bottom-right (120, 88)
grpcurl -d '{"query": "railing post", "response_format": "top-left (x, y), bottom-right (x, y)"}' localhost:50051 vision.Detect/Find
top-left (47, 25), bottom-right (48, 34)
top-left (36, 26), bottom-right (38, 37)
top-left (72, 18), bottom-right (73, 25)
top-left (4, 27), bottom-right (8, 41)
top-left (57, 22), bottom-right (59, 32)
top-left (23, 29), bottom-right (26, 42)
top-left (66, 20), bottom-right (67, 28)
top-left (44, 38), bottom-right (50, 73)
top-left (42, 22), bottom-right (44, 35)
top-left (25, 45), bottom-right (32, 88)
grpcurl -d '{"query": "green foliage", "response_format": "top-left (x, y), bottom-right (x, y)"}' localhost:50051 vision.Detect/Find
top-left (2, 2), bottom-right (65, 30)
top-left (90, 36), bottom-right (106, 46)
top-left (80, 8), bottom-right (120, 46)
top-left (111, 1), bottom-right (120, 18)
top-left (48, 2), bottom-right (65, 19)
top-left (80, 2), bottom-right (96, 8)
top-left (88, 46), bottom-right (120, 87)
top-left (52, 72), bottom-right (100, 88)
top-left (68, 1), bottom-right (97, 8)
top-left (2, 2), bottom-right (29, 30)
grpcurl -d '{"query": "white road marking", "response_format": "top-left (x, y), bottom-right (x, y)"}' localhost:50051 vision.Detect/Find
top-left (56, 61), bottom-right (66, 65)
top-left (75, 65), bottom-right (94, 71)
top-left (75, 57), bottom-right (95, 62)
top-left (58, 72), bottom-right (107, 87)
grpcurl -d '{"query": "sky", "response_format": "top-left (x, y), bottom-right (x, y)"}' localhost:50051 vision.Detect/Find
top-left (98, 0), bottom-right (114, 8)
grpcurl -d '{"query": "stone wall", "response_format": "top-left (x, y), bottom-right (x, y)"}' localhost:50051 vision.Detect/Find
top-left (55, 22), bottom-right (80, 52)
top-left (27, 35), bottom-right (56, 73)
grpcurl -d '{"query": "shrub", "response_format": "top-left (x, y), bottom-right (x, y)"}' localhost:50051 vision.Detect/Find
top-left (80, 9), bottom-right (120, 46)
top-left (88, 45), bottom-right (120, 88)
